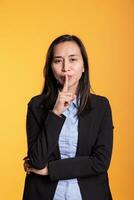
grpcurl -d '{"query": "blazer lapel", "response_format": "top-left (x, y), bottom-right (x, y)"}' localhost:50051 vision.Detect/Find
top-left (76, 94), bottom-right (96, 156)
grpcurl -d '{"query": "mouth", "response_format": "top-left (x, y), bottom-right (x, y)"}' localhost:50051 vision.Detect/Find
top-left (60, 75), bottom-right (73, 82)
top-left (61, 76), bottom-right (73, 83)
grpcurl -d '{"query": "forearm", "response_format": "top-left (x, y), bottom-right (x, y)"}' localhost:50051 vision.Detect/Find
top-left (26, 103), bottom-right (66, 169)
top-left (48, 140), bottom-right (113, 181)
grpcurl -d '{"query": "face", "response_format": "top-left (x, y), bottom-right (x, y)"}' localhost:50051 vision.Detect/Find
top-left (51, 41), bottom-right (85, 92)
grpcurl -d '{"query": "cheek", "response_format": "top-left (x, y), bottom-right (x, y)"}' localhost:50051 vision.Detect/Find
top-left (52, 67), bottom-right (60, 78)
top-left (75, 68), bottom-right (84, 79)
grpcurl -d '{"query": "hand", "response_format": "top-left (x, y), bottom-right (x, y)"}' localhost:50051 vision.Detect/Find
top-left (23, 157), bottom-right (31, 174)
top-left (23, 157), bottom-right (48, 176)
top-left (53, 74), bottom-right (76, 116)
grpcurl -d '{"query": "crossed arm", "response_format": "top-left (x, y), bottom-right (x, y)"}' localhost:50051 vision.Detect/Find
top-left (23, 98), bottom-right (114, 181)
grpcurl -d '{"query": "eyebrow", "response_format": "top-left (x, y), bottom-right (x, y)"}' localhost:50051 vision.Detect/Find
top-left (53, 54), bottom-right (79, 58)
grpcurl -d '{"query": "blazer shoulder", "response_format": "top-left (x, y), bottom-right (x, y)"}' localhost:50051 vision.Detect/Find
top-left (90, 93), bottom-right (112, 110)
top-left (27, 93), bottom-right (45, 108)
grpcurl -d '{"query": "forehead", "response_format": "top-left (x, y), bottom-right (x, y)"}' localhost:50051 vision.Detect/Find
top-left (53, 41), bottom-right (81, 56)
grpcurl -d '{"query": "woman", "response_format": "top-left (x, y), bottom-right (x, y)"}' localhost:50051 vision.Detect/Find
top-left (22, 34), bottom-right (114, 200)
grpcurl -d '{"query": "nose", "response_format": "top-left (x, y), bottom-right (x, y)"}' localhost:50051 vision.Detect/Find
top-left (62, 59), bottom-right (70, 72)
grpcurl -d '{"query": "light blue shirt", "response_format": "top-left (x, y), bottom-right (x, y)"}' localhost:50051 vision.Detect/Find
top-left (53, 97), bottom-right (83, 200)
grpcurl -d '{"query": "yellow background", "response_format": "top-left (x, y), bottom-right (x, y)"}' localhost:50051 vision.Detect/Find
top-left (0, 0), bottom-right (133, 199)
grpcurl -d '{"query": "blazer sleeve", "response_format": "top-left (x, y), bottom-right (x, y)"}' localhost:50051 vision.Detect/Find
top-left (26, 101), bottom-right (66, 169)
top-left (48, 98), bottom-right (114, 181)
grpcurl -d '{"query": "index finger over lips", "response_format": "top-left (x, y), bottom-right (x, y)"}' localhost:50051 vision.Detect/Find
top-left (62, 74), bottom-right (68, 92)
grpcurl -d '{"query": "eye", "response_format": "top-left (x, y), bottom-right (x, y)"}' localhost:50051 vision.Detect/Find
top-left (54, 59), bottom-right (62, 64)
top-left (70, 58), bottom-right (77, 62)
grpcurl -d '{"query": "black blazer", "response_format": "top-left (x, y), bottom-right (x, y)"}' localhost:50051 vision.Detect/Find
top-left (22, 93), bottom-right (114, 200)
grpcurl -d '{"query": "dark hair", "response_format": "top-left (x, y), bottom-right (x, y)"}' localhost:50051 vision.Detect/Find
top-left (40, 34), bottom-right (95, 117)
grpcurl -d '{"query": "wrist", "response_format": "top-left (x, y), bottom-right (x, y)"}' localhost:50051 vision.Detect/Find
top-left (52, 109), bottom-right (61, 116)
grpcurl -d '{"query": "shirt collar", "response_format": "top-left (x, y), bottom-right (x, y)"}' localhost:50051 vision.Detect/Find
top-left (72, 94), bottom-right (80, 108)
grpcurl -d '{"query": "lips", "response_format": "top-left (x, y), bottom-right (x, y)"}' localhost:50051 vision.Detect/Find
top-left (61, 75), bottom-right (73, 81)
